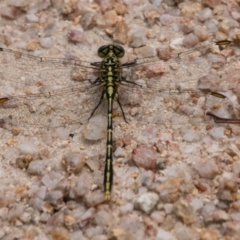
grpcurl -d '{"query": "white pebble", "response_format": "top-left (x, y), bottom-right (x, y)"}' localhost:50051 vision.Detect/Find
top-left (39, 37), bottom-right (54, 49)
top-left (156, 229), bottom-right (177, 240)
top-left (134, 192), bottom-right (159, 214)
top-left (83, 115), bottom-right (107, 141)
top-left (120, 203), bottom-right (134, 214)
top-left (18, 140), bottom-right (38, 155)
top-left (209, 127), bottom-right (225, 139)
top-left (26, 13), bottom-right (39, 22)
top-left (198, 8), bottom-right (212, 22)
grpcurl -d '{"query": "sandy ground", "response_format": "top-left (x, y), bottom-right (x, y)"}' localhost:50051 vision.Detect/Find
top-left (0, 0), bottom-right (240, 239)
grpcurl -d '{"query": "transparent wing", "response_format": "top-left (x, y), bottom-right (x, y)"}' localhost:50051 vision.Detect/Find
top-left (0, 40), bottom-right (237, 129)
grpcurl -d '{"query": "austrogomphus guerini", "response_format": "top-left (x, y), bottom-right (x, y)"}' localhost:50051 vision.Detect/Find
top-left (0, 40), bottom-right (239, 200)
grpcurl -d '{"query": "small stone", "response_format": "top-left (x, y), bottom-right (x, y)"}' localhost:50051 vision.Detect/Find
top-left (203, 0), bottom-right (221, 8)
top-left (134, 192), bottom-right (159, 214)
top-left (194, 25), bottom-right (210, 41)
top-left (26, 13), bottom-right (39, 22)
top-left (120, 203), bottom-right (134, 214)
top-left (18, 140), bottom-right (38, 155)
top-left (62, 152), bottom-right (86, 173)
top-left (27, 40), bottom-right (39, 51)
top-left (197, 74), bottom-right (221, 92)
top-left (51, 227), bottom-right (70, 240)
top-left (205, 210), bottom-right (229, 223)
top-left (209, 127), bottom-right (225, 139)
top-left (64, 214), bottom-right (76, 227)
top-left (182, 33), bottom-right (199, 48)
top-left (193, 159), bottom-right (219, 179)
top-left (16, 153), bottom-right (33, 169)
top-left (8, 203), bottom-right (24, 222)
top-left (83, 115), bottom-right (107, 141)
top-left (200, 228), bottom-right (220, 240)
top-left (27, 159), bottom-right (54, 175)
top-left (80, 10), bottom-right (96, 30)
top-left (101, 10), bottom-right (118, 28)
top-left (205, 19), bottom-right (218, 33)
top-left (150, 211), bottom-right (166, 224)
top-left (114, 3), bottom-right (127, 15)
top-left (112, 20), bottom-right (129, 44)
top-left (183, 130), bottom-right (200, 142)
top-left (173, 200), bottom-right (196, 224)
top-left (157, 177), bottom-right (183, 203)
top-left (129, 29), bottom-right (147, 48)
top-left (157, 47), bottom-right (172, 61)
top-left (11, 128), bottom-right (20, 136)
top-left (223, 221), bottom-right (240, 236)
top-left (132, 145), bottom-right (157, 170)
top-left (39, 37), bottom-right (54, 49)
top-left (160, 14), bottom-right (174, 26)
top-left (68, 29), bottom-right (85, 43)
top-left (197, 8), bottom-right (212, 22)
top-left (156, 229), bottom-right (177, 240)
top-left (0, 6), bottom-right (19, 19)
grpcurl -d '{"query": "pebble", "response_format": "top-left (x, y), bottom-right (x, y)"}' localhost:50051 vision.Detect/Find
top-left (193, 159), bottom-right (219, 179)
top-left (160, 14), bottom-right (174, 26)
top-left (101, 10), bottom-right (118, 28)
top-left (83, 115), bottom-right (107, 141)
top-left (209, 126), bottom-right (225, 139)
top-left (205, 209), bottom-right (229, 223)
top-left (8, 203), bottom-right (24, 222)
top-left (112, 20), bottom-right (129, 44)
top-left (157, 177), bottom-right (183, 203)
top-left (182, 130), bottom-right (200, 142)
top-left (129, 29), bottom-right (147, 48)
top-left (134, 192), bottom-right (159, 214)
top-left (132, 145), bottom-right (157, 170)
top-left (150, 211), bottom-right (166, 224)
top-left (39, 37), bottom-right (54, 49)
top-left (120, 203), bottom-right (134, 214)
top-left (156, 229), bottom-right (177, 240)
top-left (197, 8), bottom-right (213, 22)
top-left (18, 140), bottom-right (38, 156)
top-left (62, 152), bottom-right (86, 173)
top-left (200, 228), bottom-right (220, 240)
top-left (173, 200), bottom-right (196, 224)
top-left (182, 33), bottom-right (199, 48)
top-left (223, 221), bottom-right (240, 236)
top-left (26, 13), bottom-right (39, 22)
top-left (27, 159), bottom-right (54, 175)
top-left (68, 29), bottom-right (85, 43)
top-left (80, 10), bottom-right (96, 30)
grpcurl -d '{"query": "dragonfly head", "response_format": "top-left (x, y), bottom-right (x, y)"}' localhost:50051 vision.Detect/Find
top-left (98, 45), bottom-right (125, 58)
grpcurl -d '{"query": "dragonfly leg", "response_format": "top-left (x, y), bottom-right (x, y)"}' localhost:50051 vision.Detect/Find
top-left (116, 95), bottom-right (128, 123)
top-left (122, 77), bottom-right (142, 87)
top-left (88, 77), bottom-right (102, 85)
top-left (91, 61), bottom-right (102, 67)
top-left (122, 59), bottom-right (137, 67)
top-left (88, 90), bottom-right (105, 120)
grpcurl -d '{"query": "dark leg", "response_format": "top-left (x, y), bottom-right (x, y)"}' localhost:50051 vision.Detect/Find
top-left (89, 91), bottom-right (105, 120)
top-left (116, 97), bottom-right (128, 123)
top-left (122, 59), bottom-right (137, 67)
top-left (91, 61), bottom-right (102, 67)
top-left (89, 77), bottom-right (101, 85)
top-left (122, 77), bottom-right (142, 87)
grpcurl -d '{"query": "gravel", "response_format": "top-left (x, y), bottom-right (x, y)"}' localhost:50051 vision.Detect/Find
top-left (0, 0), bottom-right (240, 239)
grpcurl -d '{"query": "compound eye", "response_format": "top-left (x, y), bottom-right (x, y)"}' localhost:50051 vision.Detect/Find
top-left (113, 45), bottom-right (125, 58)
top-left (98, 45), bottom-right (109, 58)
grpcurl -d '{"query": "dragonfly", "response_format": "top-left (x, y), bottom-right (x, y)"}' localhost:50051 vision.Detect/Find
top-left (0, 40), bottom-right (239, 200)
